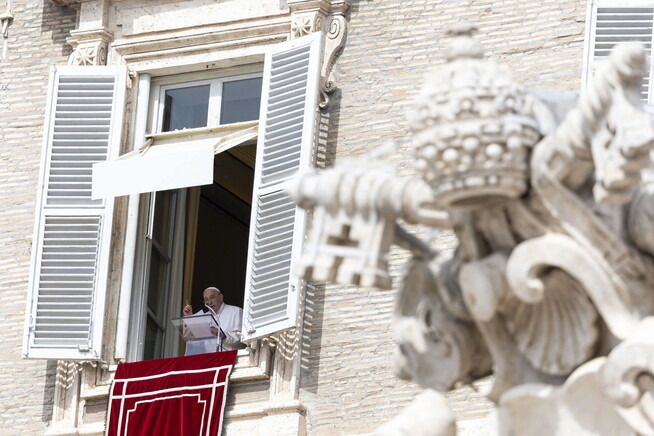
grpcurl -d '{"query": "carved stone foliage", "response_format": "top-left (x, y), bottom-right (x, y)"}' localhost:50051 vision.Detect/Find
top-left (290, 23), bottom-right (654, 434)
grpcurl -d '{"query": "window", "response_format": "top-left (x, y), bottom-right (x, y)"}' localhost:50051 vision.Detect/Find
top-left (128, 72), bottom-right (262, 361)
top-left (583, 0), bottom-right (654, 102)
top-left (128, 34), bottom-right (324, 360)
top-left (156, 73), bottom-right (263, 132)
top-left (23, 33), bottom-right (323, 362)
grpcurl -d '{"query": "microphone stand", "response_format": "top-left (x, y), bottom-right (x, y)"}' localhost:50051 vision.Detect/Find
top-left (204, 303), bottom-right (224, 352)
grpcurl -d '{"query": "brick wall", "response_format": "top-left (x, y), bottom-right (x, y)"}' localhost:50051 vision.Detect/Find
top-left (299, 1), bottom-right (587, 434)
top-left (0, 1), bottom-right (76, 434)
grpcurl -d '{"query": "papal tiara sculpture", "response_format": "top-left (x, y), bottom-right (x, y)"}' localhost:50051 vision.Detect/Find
top-left (290, 23), bottom-right (654, 435)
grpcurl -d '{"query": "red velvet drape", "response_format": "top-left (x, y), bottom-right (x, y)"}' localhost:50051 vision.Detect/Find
top-left (106, 350), bottom-right (237, 436)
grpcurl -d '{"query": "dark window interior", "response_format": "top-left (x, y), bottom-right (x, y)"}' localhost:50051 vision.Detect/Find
top-left (187, 145), bottom-right (256, 316)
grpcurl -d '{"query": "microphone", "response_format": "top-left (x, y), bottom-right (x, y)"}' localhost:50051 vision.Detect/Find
top-left (204, 303), bottom-right (224, 352)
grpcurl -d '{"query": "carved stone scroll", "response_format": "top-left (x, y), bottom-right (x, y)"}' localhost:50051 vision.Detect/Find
top-left (289, 0), bottom-right (350, 109)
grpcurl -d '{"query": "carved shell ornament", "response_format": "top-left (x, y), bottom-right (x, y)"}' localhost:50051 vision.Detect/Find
top-left (501, 267), bottom-right (598, 375)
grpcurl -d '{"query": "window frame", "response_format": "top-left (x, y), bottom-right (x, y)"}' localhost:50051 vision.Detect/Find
top-left (151, 71), bottom-right (263, 134)
top-left (127, 190), bottom-right (188, 362)
top-left (126, 70), bottom-right (263, 362)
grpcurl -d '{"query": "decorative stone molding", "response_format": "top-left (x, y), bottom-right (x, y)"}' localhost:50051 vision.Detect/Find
top-left (110, 18), bottom-right (290, 74)
top-left (289, 0), bottom-right (350, 109)
top-left (67, 28), bottom-right (112, 66)
top-left (291, 13), bottom-right (321, 38)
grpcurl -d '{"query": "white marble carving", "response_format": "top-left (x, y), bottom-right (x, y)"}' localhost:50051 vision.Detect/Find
top-left (500, 317), bottom-right (654, 436)
top-left (289, 0), bottom-right (350, 109)
top-left (289, 23), bottom-right (654, 434)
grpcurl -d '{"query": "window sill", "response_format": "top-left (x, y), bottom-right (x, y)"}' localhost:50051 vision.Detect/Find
top-left (145, 119), bottom-right (258, 142)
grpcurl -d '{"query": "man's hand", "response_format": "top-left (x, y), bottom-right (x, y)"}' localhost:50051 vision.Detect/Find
top-left (183, 301), bottom-right (193, 317)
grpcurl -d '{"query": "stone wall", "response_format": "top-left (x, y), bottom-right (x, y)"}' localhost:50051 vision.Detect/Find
top-left (299, 0), bottom-right (587, 434)
top-left (0, 1), bottom-right (76, 434)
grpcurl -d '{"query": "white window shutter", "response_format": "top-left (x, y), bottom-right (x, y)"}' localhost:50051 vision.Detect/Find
top-left (584, 1), bottom-right (654, 102)
top-left (242, 32), bottom-right (323, 341)
top-left (23, 66), bottom-right (127, 360)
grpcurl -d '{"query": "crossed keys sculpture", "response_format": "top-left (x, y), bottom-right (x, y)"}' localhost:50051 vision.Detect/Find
top-left (289, 24), bottom-right (654, 435)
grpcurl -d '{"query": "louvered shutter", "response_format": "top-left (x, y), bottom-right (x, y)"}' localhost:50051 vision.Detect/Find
top-left (23, 66), bottom-right (127, 360)
top-left (242, 32), bottom-right (323, 341)
top-left (584, 1), bottom-right (654, 101)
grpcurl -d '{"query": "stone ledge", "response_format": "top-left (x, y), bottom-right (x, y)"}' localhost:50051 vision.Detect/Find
top-left (225, 399), bottom-right (306, 420)
top-left (45, 421), bottom-right (104, 436)
top-left (112, 16), bottom-right (291, 58)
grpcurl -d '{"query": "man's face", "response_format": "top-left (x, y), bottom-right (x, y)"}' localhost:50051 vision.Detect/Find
top-left (203, 289), bottom-right (224, 312)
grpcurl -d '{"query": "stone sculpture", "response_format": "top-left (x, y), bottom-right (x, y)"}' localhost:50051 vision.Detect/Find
top-left (289, 23), bottom-right (654, 435)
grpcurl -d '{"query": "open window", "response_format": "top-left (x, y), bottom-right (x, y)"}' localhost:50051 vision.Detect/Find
top-left (127, 71), bottom-right (262, 361)
top-left (23, 32), bottom-right (324, 362)
top-left (127, 32), bottom-right (323, 360)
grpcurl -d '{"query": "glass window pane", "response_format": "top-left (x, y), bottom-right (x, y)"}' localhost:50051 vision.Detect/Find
top-left (162, 85), bottom-right (210, 132)
top-left (144, 316), bottom-right (163, 360)
top-left (146, 248), bottom-right (168, 317)
top-left (220, 77), bottom-right (263, 124)
top-left (152, 191), bottom-right (174, 251)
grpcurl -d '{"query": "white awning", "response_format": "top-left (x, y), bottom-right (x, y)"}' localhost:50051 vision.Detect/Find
top-left (92, 121), bottom-right (258, 199)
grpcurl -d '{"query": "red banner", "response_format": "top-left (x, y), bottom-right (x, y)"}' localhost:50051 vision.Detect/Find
top-left (106, 350), bottom-right (237, 436)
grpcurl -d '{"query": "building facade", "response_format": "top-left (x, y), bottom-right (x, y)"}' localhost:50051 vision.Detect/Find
top-left (0, 0), bottom-right (650, 434)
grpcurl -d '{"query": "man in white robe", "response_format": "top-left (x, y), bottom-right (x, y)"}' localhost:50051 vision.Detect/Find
top-left (183, 287), bottom-right (243, 352)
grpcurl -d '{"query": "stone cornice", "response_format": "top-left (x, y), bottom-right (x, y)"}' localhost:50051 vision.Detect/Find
top-left (112, 16), bottom-right (290, 57)
top-left (68, 27), bottom-right (113, 44)
top-left (287, 0), bottom-right (332, 15)
top-left (111, 16), bottom-right (291, 73)
top-left (287, 0), bottom-right (350, 15)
